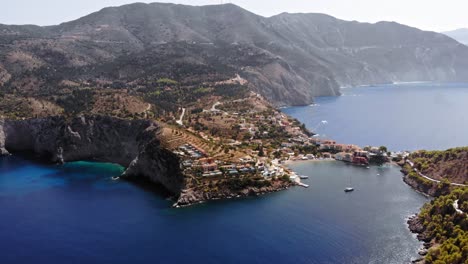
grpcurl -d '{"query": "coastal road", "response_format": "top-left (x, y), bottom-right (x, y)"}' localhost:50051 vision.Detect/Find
top-left (406, 160), bottom-right (467, 187)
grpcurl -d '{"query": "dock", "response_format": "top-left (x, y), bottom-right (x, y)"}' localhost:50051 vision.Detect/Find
top-left (291, 172), bottom-right (310, 188)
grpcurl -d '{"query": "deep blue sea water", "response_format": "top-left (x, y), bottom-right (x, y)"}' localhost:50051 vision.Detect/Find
top-left (283, 82), bottom-right (468, 151)
top-left (0, 157), bottom-right (426, 264)
top-left (2, 83), bottom-right (466, 264)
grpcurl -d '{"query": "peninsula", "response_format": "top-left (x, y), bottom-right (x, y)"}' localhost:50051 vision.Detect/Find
top-left (400, 148), bottom-right (468, 263)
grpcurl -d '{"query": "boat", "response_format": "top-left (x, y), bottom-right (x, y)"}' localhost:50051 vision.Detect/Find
top-left (344, 173), bottom-right (354, 192)
top-left (299, 175), bottom-right (309, 179)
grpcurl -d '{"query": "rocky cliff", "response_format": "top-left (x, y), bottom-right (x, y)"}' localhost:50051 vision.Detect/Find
top-left (0, 115), bottom-right (184, 194)
top-left (0, 119), bottom-right (8, 155)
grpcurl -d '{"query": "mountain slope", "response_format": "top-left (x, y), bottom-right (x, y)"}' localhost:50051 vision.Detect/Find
top-left (1, 2), bottom-right (468, 107)
top-left (409, 147), bottom-right (468, 185)
top-left (443, 28), bottom-right (468, 45)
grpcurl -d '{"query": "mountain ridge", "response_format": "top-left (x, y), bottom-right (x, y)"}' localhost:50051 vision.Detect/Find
top-left (443, 28), bottom-right (468, 45)
top-left (1, 2), bottom-right (468, 107)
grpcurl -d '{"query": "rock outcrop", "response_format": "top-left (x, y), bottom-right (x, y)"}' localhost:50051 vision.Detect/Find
top-left (123, 140), bottom-right (184, 194)
top-left (0, 115), bottom-right (184, 194)
top-left (0, 119), bottom-right (8, 155)
top-left (175, 180), bottom-right (293, 207)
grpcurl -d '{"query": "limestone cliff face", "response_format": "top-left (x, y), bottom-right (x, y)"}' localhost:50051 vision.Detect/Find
top-left (0, 119), bottom-right (8, 155)
top-left (0, 116), bottom-right (184, 194)
top-left (123, 140), bottom-right (184, 194)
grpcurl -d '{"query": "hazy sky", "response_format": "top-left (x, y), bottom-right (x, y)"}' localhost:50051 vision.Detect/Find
top-left (1, 0), bottom-right (467, 32)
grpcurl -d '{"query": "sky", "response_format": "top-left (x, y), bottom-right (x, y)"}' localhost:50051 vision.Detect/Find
top-left (1, 0), bottom-right (467, 32)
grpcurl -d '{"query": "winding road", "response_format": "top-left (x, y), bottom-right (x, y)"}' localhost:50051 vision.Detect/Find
top-left (176, 108), bottom-right (186, 126)
top-left (406, 160), bottom-right (467, 187)
top-left (453, 200), bottom-right (465, 215)
top-left (211, 102), bottom-right (222, 112)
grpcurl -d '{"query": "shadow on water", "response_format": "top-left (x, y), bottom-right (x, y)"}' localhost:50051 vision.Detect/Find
top-left (123, 176), bottom-right (174, 199)
top-left (1, 153), bottom-right (174, 203)
top-left (4, 150), bottom-right (57, 165)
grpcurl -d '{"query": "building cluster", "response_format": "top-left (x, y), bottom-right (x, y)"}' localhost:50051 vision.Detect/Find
top-left (174, 144), bottom-right (206, 159)
top-left (177, 147), bottom-right (262, 178)
top-left (170, 95), bottom-right (397, 188)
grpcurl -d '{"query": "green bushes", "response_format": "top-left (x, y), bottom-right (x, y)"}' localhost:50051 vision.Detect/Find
top-left (56, 89), bottom-right (94, 114)
top-left (156, 78), bottom-right (178, 85)
top-left (418, 188), bottom-right (468, 263)
top-left (225, 177), bottom-right (272, 191)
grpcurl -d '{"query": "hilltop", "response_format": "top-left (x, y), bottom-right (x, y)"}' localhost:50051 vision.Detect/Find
top-left (443, 28), bottom-right (468, 45)
top-left (1, 2), bottom-right (468, 111)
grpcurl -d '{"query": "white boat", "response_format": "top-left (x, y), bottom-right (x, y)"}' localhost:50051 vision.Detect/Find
top-left (299, 175), bottom-right (309, 179)
top-left (344, 173), bottom-right (354, 192)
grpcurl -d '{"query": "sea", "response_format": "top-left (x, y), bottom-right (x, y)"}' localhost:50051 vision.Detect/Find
top-left (283, 82), bottom-right (468, 151)
top-left (1, 83), bottom-right (467, 264)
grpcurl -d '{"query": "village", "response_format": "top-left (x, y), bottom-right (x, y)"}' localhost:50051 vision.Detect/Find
top-left (157, 91), bottom-right (400, 191)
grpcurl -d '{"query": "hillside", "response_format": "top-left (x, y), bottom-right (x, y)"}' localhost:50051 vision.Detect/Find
top-left (409, 147), bottom-right (468, 185)
top-left (443, 28), bottom-right (468, 45)
top-left (408, 188), bottom-right (468, 264)
top-left (1, 2), bottom-right (468, 111)
top-left (404, 148), bottom-right (468, 263)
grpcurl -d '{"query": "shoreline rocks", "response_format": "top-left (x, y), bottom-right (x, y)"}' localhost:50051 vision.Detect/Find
top-left (0, 119), bottom-right (9, 156)
top-left (174, 181), bottom-right (293, 208)
top-left (407, 214), bottom-right (433, 264)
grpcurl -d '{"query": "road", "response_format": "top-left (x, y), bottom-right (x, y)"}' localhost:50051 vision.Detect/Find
top-left (453, 200), bottom-right (465, 215)
top-left (211, 102), bottom-right (222, 112)
top-left (406, 160), bottom-right (467, 187)
top-left (176, 108), bottom-right (186, 126)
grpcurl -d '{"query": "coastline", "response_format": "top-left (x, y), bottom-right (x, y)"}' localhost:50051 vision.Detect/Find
top-left (407, 214), bottom-right (431, 263)
top-left (174, 180), bottom-right (294, 208)
top-left (0, 115), bottom-right (452, 263)
top-left (284, 158), bottom-right (335, 166)
top-left (398, 156), bottom-right (468, 263)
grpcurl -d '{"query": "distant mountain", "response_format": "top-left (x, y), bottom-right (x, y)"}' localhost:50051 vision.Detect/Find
top-left (443, 28), bottom-right (468, 45)
top-left (2, 2), bottom-right (468, 106)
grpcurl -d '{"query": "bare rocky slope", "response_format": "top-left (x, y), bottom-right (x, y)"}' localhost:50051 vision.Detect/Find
top-left (1, 3), bottom-right (468, 106)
